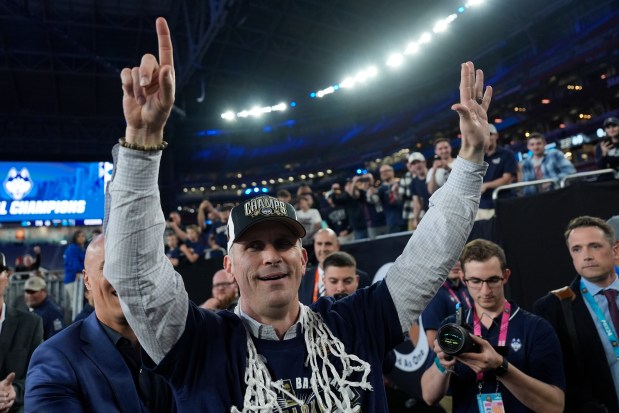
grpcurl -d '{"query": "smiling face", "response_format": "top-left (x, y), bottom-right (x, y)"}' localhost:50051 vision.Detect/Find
top-left (224, 221), bottom-right (307, 322)
top-left (434, 141), bottom-right (452, 160)
top-left (83, 235), bottom-right (127, 329)
top-left (527, 137), bottom-right (546, 157)
top-left (314, 229), bottom-right (340, 267)
top-left (567, 226), bottom-right (618, 287)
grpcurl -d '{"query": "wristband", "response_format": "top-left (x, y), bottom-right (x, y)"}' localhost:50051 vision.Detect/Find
top-left (434, 356), bottom-right (447, 374)
top-left (119, 138), bottom-right (168, 152)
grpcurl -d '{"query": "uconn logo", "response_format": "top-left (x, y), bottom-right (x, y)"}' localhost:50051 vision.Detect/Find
top-left (3, 167), bottom-right (34, 200)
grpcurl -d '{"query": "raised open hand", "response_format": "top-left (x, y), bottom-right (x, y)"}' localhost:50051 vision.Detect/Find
top-left (452, 62), bottom-right (493, 163)
top-left (120, 17), bottom-right (175, 146)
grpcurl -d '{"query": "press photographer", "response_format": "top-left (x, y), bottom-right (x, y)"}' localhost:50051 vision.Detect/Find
top-left (421, 239), bottom-right (565, 413)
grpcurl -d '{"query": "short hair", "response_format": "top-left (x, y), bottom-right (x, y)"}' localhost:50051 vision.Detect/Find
top-left (527, 132), bottom-right (546, 142)
top-left (460, 239), bottom-right (507, 272)
top-left (186, 224), bottom-right (201, 234)
top-left (323, 251), bottom-right (357, 271)
top-left (564, 216), bottom-right (615, 246)
top-left (434, 137), bottom-right (450, 147)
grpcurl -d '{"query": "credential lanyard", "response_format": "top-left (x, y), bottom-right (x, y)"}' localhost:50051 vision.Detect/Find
top-left (312, 267), bottom-right (321, 303)
top-left (473, 301), bottom-right (511, 383)
top-left (580, 281), bottom-right (619, 358)
top-left (444, 282), bottom-right (472, 309)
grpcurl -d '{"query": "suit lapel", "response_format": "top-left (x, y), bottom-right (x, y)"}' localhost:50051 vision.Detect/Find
top-left (80, 313), bottom-right (143, 413)
top-left (0, 307), bottom-right (19, 372)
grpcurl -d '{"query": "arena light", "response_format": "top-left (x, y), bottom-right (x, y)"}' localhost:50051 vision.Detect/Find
top-left (387, 53), bottom-right (404, 68)
top-left (221, 111), bottom-right (236, 121)
top-left (219, 1), bottom-right (487, 118)
top-left (433, 14), bottom-right (458, 33)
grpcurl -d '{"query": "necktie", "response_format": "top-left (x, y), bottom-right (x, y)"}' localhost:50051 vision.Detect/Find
top-left (601, 289), bottom-right (619, 335)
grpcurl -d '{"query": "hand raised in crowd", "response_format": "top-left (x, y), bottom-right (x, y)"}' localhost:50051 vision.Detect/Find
top-left (600, 139), bottom-right (613, 156)
top-left (120, 17), bottom-right (175, 146)
top-left (0, 373), bottom-right (15, 413)
top-left (432, 157), bottom-right (445, 170)
top-left (452, 61), bottom-right (493, 163)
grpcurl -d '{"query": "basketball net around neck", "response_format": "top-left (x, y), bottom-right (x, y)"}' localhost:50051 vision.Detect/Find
top-left (231, 304), bottom-right (373, 412)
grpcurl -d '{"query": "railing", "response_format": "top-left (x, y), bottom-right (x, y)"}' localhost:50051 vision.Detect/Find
top-left (5, 270), bottom-right (84, 323)
top-left (560, 168), bottom-right (617, 187)
top-left (493, 168), bottom-right (618, 201)
top-left (492, 178), bottom-right (559, 201)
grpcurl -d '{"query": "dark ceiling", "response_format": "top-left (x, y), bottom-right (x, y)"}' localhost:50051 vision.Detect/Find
top-left (1, 0), bottom-right (619, 207)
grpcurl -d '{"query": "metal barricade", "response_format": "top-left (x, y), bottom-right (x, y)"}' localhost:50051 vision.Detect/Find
top-left (5, 271), bottom-right (83, 321)
top-left (560, 168), bottom-right (618, 187)
top-left (492, 178), bottom-right (559, 201)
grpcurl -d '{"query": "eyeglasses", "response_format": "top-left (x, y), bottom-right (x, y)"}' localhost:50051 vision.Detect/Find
top-left (212, 282), bottom-right (235, 289)
top-left (464, 276), bottom-right (504, 289)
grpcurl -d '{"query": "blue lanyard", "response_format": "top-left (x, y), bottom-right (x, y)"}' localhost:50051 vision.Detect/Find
top-left (580, 280), bottom-right (619, 358)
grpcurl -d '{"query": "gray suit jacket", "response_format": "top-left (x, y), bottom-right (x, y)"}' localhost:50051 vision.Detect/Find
top-left (0, 306), bottom-right (43, 413)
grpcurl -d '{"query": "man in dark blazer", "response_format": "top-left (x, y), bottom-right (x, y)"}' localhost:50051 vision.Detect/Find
top-left (299, 228), bottom-right (371, 305)
top-left (534, 216), bottom-right (619, 412)
top-left (0, 252), bottom-right (43, 413)
top-left (25, 236), bottom-right (176, 413)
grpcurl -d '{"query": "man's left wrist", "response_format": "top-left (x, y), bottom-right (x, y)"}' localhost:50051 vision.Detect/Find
top-left (494, 356), bottom-right (509, 377)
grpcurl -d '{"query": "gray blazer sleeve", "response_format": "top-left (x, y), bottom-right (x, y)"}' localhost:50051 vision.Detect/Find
top-left (105, 146), bottom-right (188, 364)
top-left (385, 156), bottom-right (485, 332)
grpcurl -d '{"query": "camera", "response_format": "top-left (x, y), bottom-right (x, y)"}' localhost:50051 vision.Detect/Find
top-left (436, 307), bottom-right (480, 356)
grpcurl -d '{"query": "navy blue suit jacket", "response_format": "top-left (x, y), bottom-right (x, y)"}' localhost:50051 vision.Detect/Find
top-left (25, 312), bottom-right (144, 413)
top-left (534, 276), bottom-right (619, 413)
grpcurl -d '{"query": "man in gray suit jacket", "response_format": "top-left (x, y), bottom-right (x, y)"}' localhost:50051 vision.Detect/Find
top-left (0, 253), bottom-right (44, 413)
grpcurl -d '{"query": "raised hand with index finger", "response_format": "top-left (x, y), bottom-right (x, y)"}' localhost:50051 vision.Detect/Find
top-left (120, 17), bottom-right (175, 148)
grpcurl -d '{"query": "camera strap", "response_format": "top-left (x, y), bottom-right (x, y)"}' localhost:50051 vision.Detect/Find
top-left (444, 281), bottom-right (472, 309)
top-left (473, 301), bottom-right (511, 382)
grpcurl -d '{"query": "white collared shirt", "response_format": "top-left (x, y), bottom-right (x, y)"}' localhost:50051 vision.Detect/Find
top-left (235, 301), bottom-right (306, 341)
top-left (0, 302), bottom-right (6, 335)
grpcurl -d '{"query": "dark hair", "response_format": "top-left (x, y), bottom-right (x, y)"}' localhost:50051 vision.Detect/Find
top-left (433, 137), bottom-right (450, 147)
top-left (277, 189), bottom-right (292, 199)
top-left (527, 132), bottom-right (546, 142)
top-left (71, 230), bottom-right (85, 244)
top-left (323, 251), bottom-right (357, 271)
top-left (564, 215), bottom-right (615, 246)
top-left (460, 239), bottom-right (507, 273)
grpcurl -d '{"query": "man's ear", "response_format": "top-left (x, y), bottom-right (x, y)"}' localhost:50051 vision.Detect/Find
top-left (300, 247), bottom-right (308, 272)
top-left (503, 268), bottom-right (511, 284)
top-left (83, 270), bottom-right (91, 290)
top-left (224, 255), bottom-right (233, 275)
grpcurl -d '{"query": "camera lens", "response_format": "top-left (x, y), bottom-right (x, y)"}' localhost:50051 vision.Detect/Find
top-left (437, 323), bottom-right (479, 356)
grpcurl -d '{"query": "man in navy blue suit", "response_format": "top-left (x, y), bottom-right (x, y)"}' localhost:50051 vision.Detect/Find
top-left (534, 216), bottom-right (619, 412)
top-left (25, 235), bottom-right (176, 413)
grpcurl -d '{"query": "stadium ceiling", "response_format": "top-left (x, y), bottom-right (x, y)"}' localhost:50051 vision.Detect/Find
top-left (1, 0), bottom-right (618, 192)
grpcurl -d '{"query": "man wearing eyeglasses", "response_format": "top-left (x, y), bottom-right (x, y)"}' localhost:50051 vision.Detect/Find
top-left (421, 239), bottom-right (565, 413)
top-left (201, 269), bottom-right (238, 311)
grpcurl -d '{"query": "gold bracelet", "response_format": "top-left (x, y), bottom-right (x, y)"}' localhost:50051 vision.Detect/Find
top-left (118, 138), bottom-right (168, 152)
